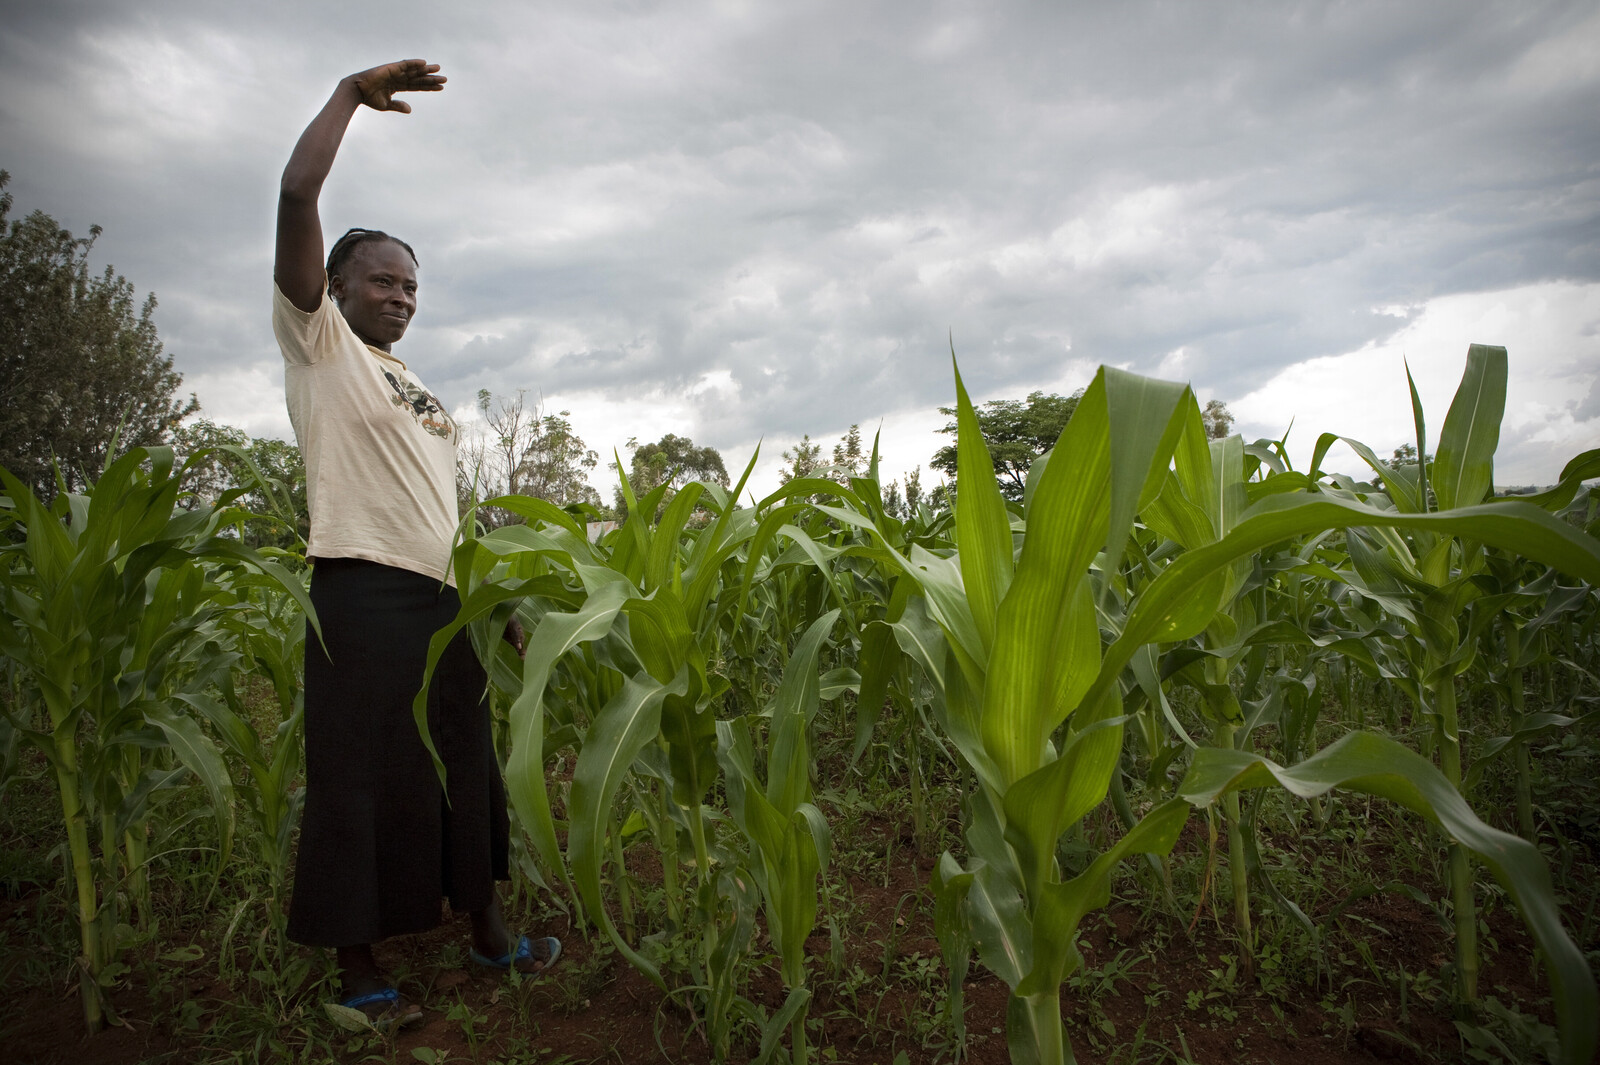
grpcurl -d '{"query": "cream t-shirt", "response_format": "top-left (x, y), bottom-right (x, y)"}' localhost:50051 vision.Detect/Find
top-left (273, 282), bottom-right (459, 583)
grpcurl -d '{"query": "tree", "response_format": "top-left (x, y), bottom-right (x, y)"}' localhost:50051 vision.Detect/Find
top-left (831, 424), bottom-right (865, 482)
top-left (779, 434), bottom-right (823, 485)
top-left (613, 433), bottom-right (729, 517)
top-left (0, 172), bottom-right (198, 496)
top-left (170, 420), bottom-right (310, 553)
top-left (779, 425), bottom-right (866, 501)
top-left (1202, 399), bottom-right (1235, 439)
top-left (171, 419), bottom-right (251, 508)
top-left (883, 465), bottom-right (925, 519)
top-left (1388, 442), bottom-right (1434, 468)
top-left (931, 389), bottom-right (1083, 502)
top-left (458, 389), bottom-right (601, 527)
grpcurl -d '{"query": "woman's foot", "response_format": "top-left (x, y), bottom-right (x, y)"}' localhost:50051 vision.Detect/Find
top-left (469, 897), bottom-right (560, 974)
top-left (336, 943), bottom-right (422, 1027)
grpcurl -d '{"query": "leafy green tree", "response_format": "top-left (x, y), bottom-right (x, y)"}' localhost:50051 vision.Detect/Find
top-left (779, 434), bottom-right (823, 485)
top-left (0, 172), bottom-right (197, 496)
top-left (778, 425), bottom-right (868, 509)
top-left (170, 420), bottom-right (309, 552)
top-left (459, 389), bottom-right (601, 527)
top-left (931, 389), bottom-right (1082, 501)
top-left (831, 424), bottom-right (865, 481)
top-left (1202, 398), bottom-right (1235, 439)
top-left (883, 465), bottom-right (925, 519)
top-left (613, 433), bottom-right (728, 517)
top-left (1388, 442), bottom-right (1435, 468)
top-left (171, 419), bottom-right (251, 506)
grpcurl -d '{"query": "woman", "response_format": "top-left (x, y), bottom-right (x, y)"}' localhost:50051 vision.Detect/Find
top-left (274, 59), bottom-right (558, 1028)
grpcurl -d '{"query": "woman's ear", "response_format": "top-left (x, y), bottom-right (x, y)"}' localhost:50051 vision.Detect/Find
top-left (328, 274), bottom-right (345, 304)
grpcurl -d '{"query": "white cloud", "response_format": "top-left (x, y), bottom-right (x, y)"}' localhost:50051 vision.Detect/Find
top-left (1233, 281), bottom-right (1600, 484)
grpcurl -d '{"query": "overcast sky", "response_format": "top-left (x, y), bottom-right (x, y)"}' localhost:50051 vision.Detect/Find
top-left (4, 0), bottom-right (1597, 499)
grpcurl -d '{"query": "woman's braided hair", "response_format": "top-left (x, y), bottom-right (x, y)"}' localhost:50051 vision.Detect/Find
top-left (325, 228), bottom-right (418, 294)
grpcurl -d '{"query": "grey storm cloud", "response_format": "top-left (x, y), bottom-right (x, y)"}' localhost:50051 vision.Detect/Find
top-left (2, 0), bottom-right (1596, 476)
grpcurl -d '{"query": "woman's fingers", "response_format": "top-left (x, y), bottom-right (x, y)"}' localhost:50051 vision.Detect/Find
top-left (353, 60), bottom-right (446, 111)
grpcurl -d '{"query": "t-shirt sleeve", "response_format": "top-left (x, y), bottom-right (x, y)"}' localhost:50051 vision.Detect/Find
top-left (272, 279), bottom-right (336, 366)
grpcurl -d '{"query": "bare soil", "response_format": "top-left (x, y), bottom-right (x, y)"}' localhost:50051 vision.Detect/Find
top-left (0, 807), bottom-right (1578, 1065)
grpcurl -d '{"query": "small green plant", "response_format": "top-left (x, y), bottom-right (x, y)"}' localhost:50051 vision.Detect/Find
top-left (449, 996), bottom-right (491, 1061)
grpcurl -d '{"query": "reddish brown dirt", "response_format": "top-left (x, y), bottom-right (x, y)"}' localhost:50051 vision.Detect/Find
top-left (0, 817), bottom-right (1580, 1065)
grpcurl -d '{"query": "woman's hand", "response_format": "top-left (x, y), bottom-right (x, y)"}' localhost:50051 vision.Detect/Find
top-left (503, 617), bottom-right (526, 659)
top-left (348, 60), bottom-right (447, 114)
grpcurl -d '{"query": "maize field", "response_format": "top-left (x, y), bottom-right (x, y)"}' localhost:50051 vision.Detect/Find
top-left (2, 345), bottom-right (1599, 1065)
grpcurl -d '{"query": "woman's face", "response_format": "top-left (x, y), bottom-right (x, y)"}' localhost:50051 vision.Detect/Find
top-left (329, 240), bottom-right (417, 352)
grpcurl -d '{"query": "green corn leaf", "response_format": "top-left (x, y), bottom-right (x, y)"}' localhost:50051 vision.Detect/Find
top-left (1143, 470), bottom-right (1214, 551)
top-left (771, 524), bottom-right (858, 624)
top-left (966, 861), bottom-right (1032, 989)
top-left (1170, 397), bottom-right (1218, 538)
top-left (1179, 731), bottom-right (1596, 1065)
top-left (659, 668), bottom-right (716, 808)
top-left (644, 483), bottom-right (705, 593)
top-left (1102, 368), bottom-right (1191, 570)
top-left (446, 580), bottom-right (631, 900)
top-left (682, 450), bottom-right (760, 623)
top-left (1433, 345), bottom-right (1506, 511)
top-left (1406, 358), bottom-right (1431, 512)
top-left (753, 986), bottom-right (813, 1065)
top-left (112, 766), bottom-right (189, 840)
top-left (937, 642), bottom-right (1005, 796)
top-left (767, 610), bottom-right (838, 815)
top-left (755, 477), bottom-right (865, 511)
top-left (478, 492), bottom-right (588, 540)
top-left (851, 620), bottom-right (900, 766)
top-left (568, 668), bottom-right (687, 989)
top-left (145, 705), bottom-right (235, 872)
top-left (1211, 434), bottom-right (1247, 539)
top-left (1313, 432), bottom-right (1424, 513)
top-left (981, 367), bottom-right (1189, 788)
top-left (621, 592), bottom-right (693, 683)
top-left (1000, 688), bottom-right (1126, 900)
top-left (905, 545), bottom-right (987, 692)
top-left (979, 373), bottom-right (1110, 787)
top-left (717, 718), bottom-right (786, 852)
top-left (951, 357), bottom-right (1015, 657)
top-left (794, 802), bottom-right (831, 874)
top-left (1016, 797), bottom-right (1189, 999)
top-left (1465, 711), bottom-right (1598, 792)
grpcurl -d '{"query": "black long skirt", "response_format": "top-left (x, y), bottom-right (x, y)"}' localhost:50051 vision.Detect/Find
top-left (287, 557), bottom-right (510, 948)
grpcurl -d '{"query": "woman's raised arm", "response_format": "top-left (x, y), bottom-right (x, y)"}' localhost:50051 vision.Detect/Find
top-left (274, 60), bottom-right (445, 312)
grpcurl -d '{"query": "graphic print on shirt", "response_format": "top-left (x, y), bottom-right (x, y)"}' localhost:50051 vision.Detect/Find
top-left (382, 369), bottom-right (456, 440)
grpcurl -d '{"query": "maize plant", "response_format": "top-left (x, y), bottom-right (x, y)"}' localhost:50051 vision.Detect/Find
top-left (1291, 346), bottom-right (1600, 1006)
top-left (421, 458), bottom-right (847, 1061)
top-left (718, 609), bottom-right (839, 1065)
top-left (0, 447), bottom-right (315, 1031)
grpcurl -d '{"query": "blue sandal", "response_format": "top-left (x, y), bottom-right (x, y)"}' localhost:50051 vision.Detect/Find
top-left (339, 986), bottom-right (423, 1030)
top-left (470, 934), bottom-right (561, 974)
